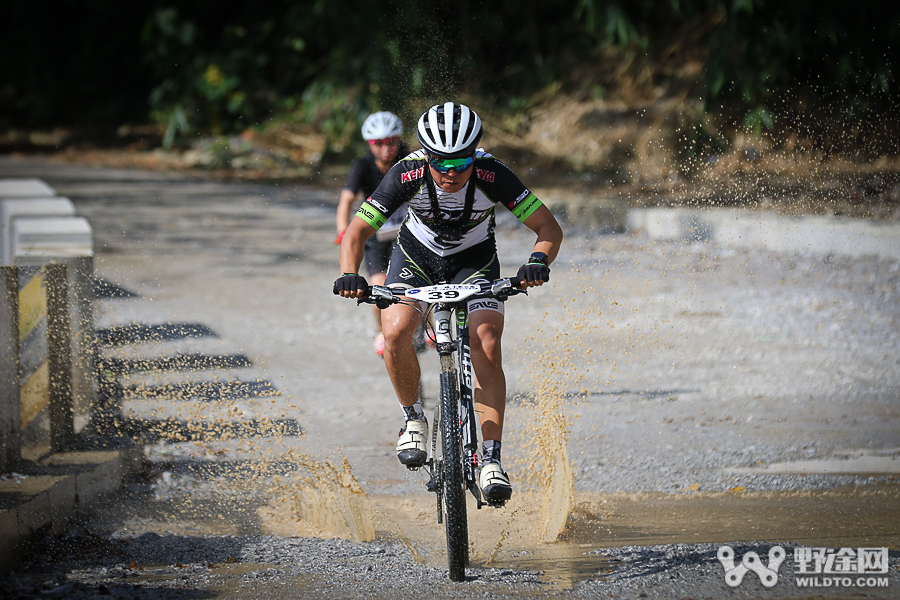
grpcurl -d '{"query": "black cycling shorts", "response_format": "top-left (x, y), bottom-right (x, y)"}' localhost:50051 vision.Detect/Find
top-left (385, 227), bottom-right (503, 314)
top-left (363, 236), bottom-right (393, 277)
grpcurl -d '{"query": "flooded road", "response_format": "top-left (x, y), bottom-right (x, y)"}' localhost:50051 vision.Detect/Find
top-left (1, 155), bottom-right (898, 598)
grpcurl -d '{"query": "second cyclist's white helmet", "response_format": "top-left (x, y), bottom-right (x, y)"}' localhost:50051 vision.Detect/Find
top-left (416, 102), bottom-right (483, 157)
top-left (361, 111), bottom-right (403, 140)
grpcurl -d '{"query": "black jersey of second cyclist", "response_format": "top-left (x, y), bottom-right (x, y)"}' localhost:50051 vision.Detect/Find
top-left (343, 144), bottom-right (409, 229)
top-left (356, 149), bottom-right (543, 256)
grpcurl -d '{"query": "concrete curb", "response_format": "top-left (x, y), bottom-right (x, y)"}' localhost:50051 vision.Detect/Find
top-left (535, 190), bottom-right (629, 233)
top-left (0, 446), bottom-right (143, 573)
top-left (627, 207), bottom-right (900, 260)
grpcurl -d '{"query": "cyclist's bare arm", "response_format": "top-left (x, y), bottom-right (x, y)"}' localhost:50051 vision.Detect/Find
top-left (521, 204), bottom-right (564, 286)
top-left (336, 189), bottom-right (357, 236)
top-left (337, 217), bottom-right (377, 298)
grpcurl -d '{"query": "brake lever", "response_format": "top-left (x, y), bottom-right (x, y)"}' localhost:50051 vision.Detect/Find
top-left (360, 285), bottom-right (401, 309)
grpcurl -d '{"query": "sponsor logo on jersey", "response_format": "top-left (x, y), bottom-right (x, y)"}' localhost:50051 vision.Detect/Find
top-left (401, 166), bottom-right (426, 183)
top-left (510, 188), bottom-right (530, 208)
top-left (367, 197), bottom-right (388, 212)
top-left (521, 196), bottom-right (539, 212)
top-left (399, 268), bottom-right (414, 280)
top-left (476, 168), bottom-right (495, 183)
top-left (356, 204), bottom-right (387, 228)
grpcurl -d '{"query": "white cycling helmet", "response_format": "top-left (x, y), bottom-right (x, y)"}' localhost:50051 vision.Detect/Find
top-left (416, 102), bottom-right (483, 157)
top-left (361, 111), bottom-right (403, 140)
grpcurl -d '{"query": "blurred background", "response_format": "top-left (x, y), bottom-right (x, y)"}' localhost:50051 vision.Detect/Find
top-left (1, 0), bottom-right (898, 214)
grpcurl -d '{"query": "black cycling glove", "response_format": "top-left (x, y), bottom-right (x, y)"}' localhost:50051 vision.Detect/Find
top-left (333, 273), bottom-right (369, 295)
top-left (517, 252), bottom-right (550, 285)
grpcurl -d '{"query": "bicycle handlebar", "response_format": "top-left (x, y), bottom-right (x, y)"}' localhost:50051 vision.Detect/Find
top-left (357, 278), bottom-right (527, 308)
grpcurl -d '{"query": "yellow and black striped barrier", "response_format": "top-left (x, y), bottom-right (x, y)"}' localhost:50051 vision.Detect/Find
top-left (3, 263), bottom-right (74, 460)
top-left (18, 266), bottom-right (48, 434)
top-left (0, 266), bottom-right (18, 469)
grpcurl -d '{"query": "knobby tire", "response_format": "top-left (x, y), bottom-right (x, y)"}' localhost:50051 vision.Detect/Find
top-left (440, 369), bottom-right (468, 581)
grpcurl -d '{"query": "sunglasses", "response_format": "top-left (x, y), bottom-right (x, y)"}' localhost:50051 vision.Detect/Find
top-left (368, 137), bottom-right (401, 147)
top-left (427, 154), bottom-right (474, 174)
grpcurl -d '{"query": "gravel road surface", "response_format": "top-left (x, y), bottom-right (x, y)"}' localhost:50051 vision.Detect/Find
top-left (1, 156), bottom-right (898, 599)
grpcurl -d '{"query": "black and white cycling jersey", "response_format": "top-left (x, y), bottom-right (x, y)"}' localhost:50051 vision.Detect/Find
top-left (355, 149), bottom-right (543, 256)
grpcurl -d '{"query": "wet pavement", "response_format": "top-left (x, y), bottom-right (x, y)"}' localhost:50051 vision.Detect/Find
top-left (1, 155), bottom-right (899, 598)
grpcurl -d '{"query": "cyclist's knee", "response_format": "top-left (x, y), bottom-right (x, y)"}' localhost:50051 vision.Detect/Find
top-left (471, 326), bottom-right (502, 361)
top-left (382, 309), bottom-right (419, 346)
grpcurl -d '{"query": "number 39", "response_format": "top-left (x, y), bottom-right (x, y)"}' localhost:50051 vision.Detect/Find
top-left (428, 289), bottom-right (459, 300)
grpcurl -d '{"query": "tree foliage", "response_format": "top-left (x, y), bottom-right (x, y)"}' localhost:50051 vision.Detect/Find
top-left (1, 0), bottom-right (897, 145)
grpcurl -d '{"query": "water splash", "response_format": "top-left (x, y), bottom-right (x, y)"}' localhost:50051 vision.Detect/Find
top-left (512, 278), bottom-right (597, 542)
top-left (259, 452), bottom-right (375, 542)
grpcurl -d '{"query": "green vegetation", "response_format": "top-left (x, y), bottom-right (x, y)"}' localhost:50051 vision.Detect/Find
top-left (1, 0), bottom-right (897, 155)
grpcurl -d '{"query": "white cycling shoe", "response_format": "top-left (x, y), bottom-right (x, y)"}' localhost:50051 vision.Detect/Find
top-left (479, 462), bottom-right (512, 503)
top-left (397, 419), bottom-right (428, 467)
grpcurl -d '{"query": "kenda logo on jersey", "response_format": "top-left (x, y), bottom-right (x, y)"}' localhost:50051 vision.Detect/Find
top-left (401, 166), bottom-right (426, 183)
top-left (476, 168), bottom-right (495, 182)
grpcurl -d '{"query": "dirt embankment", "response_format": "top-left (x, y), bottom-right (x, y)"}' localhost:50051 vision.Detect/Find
top-left (4, 64), bottom-right (900, 221)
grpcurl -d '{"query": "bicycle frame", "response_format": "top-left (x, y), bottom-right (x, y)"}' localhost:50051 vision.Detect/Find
top-left (432, 302), bottom-right (485, 509)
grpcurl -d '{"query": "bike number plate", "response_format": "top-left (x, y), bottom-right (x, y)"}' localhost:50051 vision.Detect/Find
top-left (405, 284), bottom-right (480, 303)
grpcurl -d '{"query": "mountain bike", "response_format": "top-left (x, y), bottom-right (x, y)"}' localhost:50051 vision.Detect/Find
top-left (359, 278), bottom-right (526, 582)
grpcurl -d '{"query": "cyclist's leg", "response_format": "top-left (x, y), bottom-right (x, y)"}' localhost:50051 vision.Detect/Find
top-left (453, 247), bottom-right (505, 441)
top-left (469, 309), bottom-right (506, 441)
top-left (382, 233), bottom-right (432, 407)
top-left (363, 238), bottom-right (392, 343)
top-left (444, 239), bottom-right (512, 500)
top-left (381, 301), bottom-right (422, 407)
top-left (470, 305), bottom-right (513, 501)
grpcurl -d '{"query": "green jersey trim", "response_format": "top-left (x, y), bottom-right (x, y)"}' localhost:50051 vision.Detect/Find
top-left (356, 201), bottom-right (386, 230)
top-left (511, 193), bottom-right (543, 222)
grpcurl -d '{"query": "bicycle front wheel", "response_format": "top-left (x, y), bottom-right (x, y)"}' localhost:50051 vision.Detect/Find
top-left (440, 367), bottom-right (468, 581)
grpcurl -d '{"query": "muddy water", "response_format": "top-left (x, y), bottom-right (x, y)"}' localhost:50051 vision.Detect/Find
top-left (370, 484), bottom-right (899, 586)
top-left (572, 486), bottom-right (900, 549)
top-left (78, 456), bottom-right (900, 589)
top-left (370, 492), bottom-right (616, 587)
top-left (125, 562), bottom-right (319, 597)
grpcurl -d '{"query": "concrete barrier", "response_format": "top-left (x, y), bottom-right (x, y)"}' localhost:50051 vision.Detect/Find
top-left (0, 446), bottom-right (144, 572)
top-left (627, 208), bottom-right (900, 260)
top-left (0, 179), bottom-right (139, 573)
top-left (535, 189), bottom-right (629, 233)
top-left (0, 178), bottom-right (55, 199)
top-left (17, 264), bottom-right (75, 457)
top-left (0, 197), bottom-right (76, 264)
top-left (0, 266), bottom-right (19, 470)
top-left (12, 217), bottom-right (96, 427)
top-left (12, 216), bottom-right (92, 258)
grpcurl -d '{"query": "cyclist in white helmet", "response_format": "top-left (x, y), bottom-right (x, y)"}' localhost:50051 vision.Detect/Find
top-left (335, 102), bottom-right (563, 502)
top-left (335, 111), bottom-right (408, 356)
